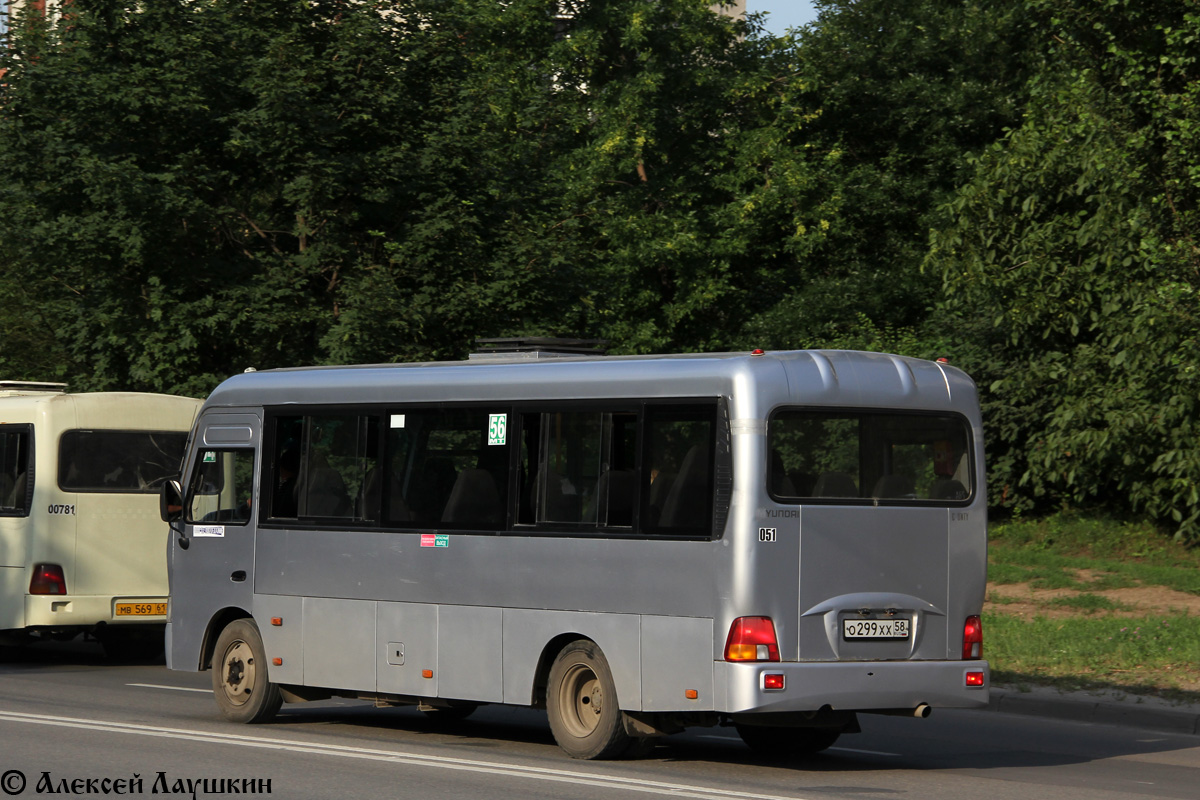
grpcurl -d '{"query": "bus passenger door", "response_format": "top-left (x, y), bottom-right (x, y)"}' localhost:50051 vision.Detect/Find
top-left (167, 413), bottom-right (260, 671)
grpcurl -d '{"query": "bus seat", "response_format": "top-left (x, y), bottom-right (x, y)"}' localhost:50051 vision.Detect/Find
top-left (0, 473), bottom-right (13, 509)
top-left (298, 456), bottom-right (351, 517)
top-left (540, 470), bottom-right (581, 523)
top-left (812, 471), bottom-right (858, 498)
top-left (598, 468), bottom-right (635, 526)
top-left (770, 450), bottom-right (796, 496)
top-left (872, 474), bottom-right (916, 499)
top-left (415, 457), bottom-right (457, 522)
top-left (441, 468), bottom-right (501, 526)
top-left (361, 466), bottom-right (412, 522)
top-left (658, 443), bottom-right (709, 529)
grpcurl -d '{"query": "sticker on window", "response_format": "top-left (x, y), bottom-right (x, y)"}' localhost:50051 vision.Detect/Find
top-left (203, 452), bottom-right (217, 463)
top-left (488, 413), bottom-right (507, 446)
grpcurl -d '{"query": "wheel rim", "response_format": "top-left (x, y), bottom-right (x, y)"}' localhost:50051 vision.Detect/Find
top-left (557, 662), bottom-right (603, 738)
top-left (218, 639), bottom-right (255, 707)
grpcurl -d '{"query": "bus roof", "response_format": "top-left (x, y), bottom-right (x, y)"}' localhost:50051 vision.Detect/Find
top-left (204, 350), bottom-right (978, 416)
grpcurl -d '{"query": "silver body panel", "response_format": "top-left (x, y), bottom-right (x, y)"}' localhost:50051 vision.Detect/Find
top-left (167, 350), bottom-right (989, 717)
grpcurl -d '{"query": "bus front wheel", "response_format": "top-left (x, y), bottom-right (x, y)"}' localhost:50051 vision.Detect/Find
top-left (211, 619), bottom-right (282, 724)
top-left (546, 639), bottom-right (633, 759)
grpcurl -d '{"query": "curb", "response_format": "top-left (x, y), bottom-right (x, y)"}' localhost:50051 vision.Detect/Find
top-left (989, 686), bottom-right (1200, 736)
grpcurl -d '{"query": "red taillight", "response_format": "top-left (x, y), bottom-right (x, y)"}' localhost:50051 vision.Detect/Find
top-left (724, 616), bottom-right (780, 662)
top-left (30, 563), bottom-right (67, 595)
top-left (962, 615), bottom-right (983, 660)
top-left (965, 671), bottom-right (985, 687)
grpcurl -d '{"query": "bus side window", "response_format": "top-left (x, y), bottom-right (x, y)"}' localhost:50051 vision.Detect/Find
top-left (0, 427), bottom-right (32, 516)
top-left (268, 414), bottom-right (379, 522)
top-left (186, 450), bottom-right (255, 524)
top-left (516, 409), bottom-right (636, 530)
top-left (643, 404), bottom-right (716, 535)
top-left (383, 409), bottom-right (510, 530)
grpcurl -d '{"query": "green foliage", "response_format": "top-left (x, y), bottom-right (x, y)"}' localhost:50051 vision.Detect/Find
top-left (5, 0), bottom-right (1200, 542)
top-left (0, 0), bottom-right (846, 388)
top-left (930, 0), bottom-right (1200, 539)
top-left (741, 0), bottom-right (1034, 351)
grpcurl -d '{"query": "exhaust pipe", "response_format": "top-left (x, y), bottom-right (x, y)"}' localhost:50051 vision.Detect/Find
top-left (863, 704), bottom-right (933, 719)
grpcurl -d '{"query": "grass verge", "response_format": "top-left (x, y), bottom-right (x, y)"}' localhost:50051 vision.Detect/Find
top-left (987, 512), bottom-right (1200, 702)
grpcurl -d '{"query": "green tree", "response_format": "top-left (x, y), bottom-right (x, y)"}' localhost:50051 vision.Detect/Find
top-left (930, 0), bottom-right (1200, 538)
top-left (742, 0), bottom-right (1034, 350)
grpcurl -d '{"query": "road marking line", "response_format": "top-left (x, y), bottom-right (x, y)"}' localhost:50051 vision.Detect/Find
top-left (0, 711), bottom-right (813, 800)
top-left (828, 747), bottom-right (900, 757)
top-left (127, 683), bottom-right (211, 694)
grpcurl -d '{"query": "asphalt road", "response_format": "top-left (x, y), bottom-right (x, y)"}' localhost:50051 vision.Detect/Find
top-left (1, 640), bottom-right (1198, 800)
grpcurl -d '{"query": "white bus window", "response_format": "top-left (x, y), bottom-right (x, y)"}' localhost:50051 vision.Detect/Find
top-left (268, 414), bottom-right (379, 521)
top-left (770, 410), bottom-right (972, 503)
top-left (643, 404), bottom-right (716, 535)
top-left (383, 408), bottom-right (509, 530)
top-left (58, 430), bottom-right (189, 493)
top-left (0, 426), bottom-right (32, 515)
top-left (186, 450), bottom-right (255, 524)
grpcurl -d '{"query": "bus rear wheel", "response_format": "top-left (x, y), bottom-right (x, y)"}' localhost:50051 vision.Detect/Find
top-left (546, 639), bottom-right (633, 760)
top-left (211, 619), bottom-right (282, 724)
top-left (735, 724), bottom-right (841, 758)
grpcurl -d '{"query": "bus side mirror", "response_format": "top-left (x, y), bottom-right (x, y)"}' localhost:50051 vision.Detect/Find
top-left (161, 479), bottom-right (184, 523)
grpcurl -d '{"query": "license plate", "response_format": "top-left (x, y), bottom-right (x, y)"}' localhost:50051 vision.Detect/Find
top-left (843, 618), bottom-right (909, 639)
top-left (115, 602), bottom-right (168, 617)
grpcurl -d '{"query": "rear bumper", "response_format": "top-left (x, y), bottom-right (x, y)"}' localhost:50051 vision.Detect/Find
top-left (25, 595), bottom-right (168, 628)
top-left (716, 659), bottom-right (989, 714)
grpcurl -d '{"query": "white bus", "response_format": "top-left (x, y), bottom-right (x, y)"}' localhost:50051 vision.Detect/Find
top-left (163, 343), bottom-right (988, 759)
top-left (0, 382), bottom-right (201, 658)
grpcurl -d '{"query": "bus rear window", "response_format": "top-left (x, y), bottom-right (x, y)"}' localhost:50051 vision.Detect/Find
top-left (769, 410), bottom-right (972, 504)
top-left (58, 430), bottom-right (189, 494)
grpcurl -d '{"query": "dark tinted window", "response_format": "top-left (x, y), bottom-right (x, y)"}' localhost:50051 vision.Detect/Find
top-left (384, 409), bottom-right (509, 529)
top-left (769, 410), bottom-right (972, 503)
top-left (268, 414), bottom-right (379, 521)
top-left (0, 427), bottom-right (32, 515)
top-left (516, 410), bottom-right (637, 528)
top-left (58, 430), bottom-right (188, 494)
top-left (642, 405), bottom-right (716, 535)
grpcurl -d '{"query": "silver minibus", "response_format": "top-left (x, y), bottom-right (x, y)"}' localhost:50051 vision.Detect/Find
top-left (162, 344), bottom-right (988, 758)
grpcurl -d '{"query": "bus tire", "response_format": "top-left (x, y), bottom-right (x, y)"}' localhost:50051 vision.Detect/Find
top-left (211, 619), bottom-right (282, 724)
top-left (546, 639), bottom-right (632, 760)
top-left (734, 724), bottom-right (841, 758)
